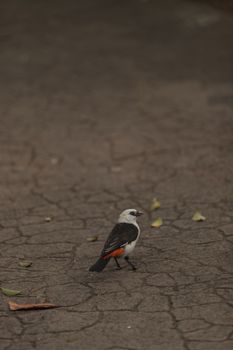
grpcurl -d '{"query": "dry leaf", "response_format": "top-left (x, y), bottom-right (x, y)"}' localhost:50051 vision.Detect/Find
top-left (44, 217), bottom-right (52, 222)
top-left (1, 288), bottom-right (21, 297)
top-left (151, 217), bottom-right (163, 228)
top-left (8, 301), bottom-right (57, 311)
top-left (150, 198), bottom-right (161, 211)
top-left (19, 260), bottom-right (32, 267)
top-left (19, 261), bottom-right (32, 268)
top-left (87, 236), bottom-right (98, 242)
top-left (192, 211), bottom-right (206, 222)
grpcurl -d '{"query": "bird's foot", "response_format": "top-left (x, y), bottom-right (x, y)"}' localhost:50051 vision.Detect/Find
top-left (124, 256), bottom-right (137, 271)
top-left (114, 258), bottom-right (122, 270)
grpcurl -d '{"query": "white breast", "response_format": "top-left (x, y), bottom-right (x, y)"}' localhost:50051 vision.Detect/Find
top-left (122, 225), bottom-right (140, 257)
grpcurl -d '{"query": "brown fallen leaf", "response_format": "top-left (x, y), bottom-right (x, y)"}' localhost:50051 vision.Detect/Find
top-left (150, 198), bottom-right (161, 211)
top-left (87, 235), bottom-right (98, 242)
top-left (19, 261), bottom-right (32, 268)
top-left (192, 211), bottom-right (206, 222)
top-left (151, 217), bottom-right (163, 228)
top-left (1, 287), bottom-right (21, 297)
top-left (8, 301), bottom-right (57, 311)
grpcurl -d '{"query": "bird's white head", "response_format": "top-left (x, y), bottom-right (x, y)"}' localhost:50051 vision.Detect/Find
top-left (118, 209), bottom-right (143, 224)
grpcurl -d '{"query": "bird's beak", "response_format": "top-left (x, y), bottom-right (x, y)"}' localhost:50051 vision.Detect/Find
top-left (136, 211), bottom-right (143, 217)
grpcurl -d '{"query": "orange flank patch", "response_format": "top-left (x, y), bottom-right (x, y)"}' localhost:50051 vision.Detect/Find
top-left (103, 248), bottom-right (124, 259)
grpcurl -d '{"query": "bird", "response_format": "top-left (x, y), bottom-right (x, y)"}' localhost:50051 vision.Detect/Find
top-left (89, 209), bottom-right (143, 272)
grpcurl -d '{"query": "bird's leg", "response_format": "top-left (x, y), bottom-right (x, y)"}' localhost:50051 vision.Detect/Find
top-left (125, 256), bottom-right (137, 271)
top-left (114, 258), bottom-right (122, 270)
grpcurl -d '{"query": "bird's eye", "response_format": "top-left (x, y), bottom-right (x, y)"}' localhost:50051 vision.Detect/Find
top-left (130, 211), bottom-right (136, 216)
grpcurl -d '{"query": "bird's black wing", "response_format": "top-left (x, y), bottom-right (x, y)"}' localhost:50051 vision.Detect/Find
top-left (101, 223), bottom-right (138, 257)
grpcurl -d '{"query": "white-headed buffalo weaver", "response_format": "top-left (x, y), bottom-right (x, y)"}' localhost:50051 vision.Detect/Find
top-left (89, 209), bottom-right (143, 272)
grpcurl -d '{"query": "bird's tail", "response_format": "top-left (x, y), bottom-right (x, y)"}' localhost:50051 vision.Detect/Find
top-left (89, 257), bottom-right (110, 272)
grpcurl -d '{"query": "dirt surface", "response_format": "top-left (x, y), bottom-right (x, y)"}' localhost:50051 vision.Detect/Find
top-left (195, 0), bottom-right (233, 11)
top-left (0, 0), bottom-right (233, 349)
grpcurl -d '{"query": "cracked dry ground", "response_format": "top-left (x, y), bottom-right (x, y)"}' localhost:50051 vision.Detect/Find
top-left (0, 0), bottom-right (233, 350)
